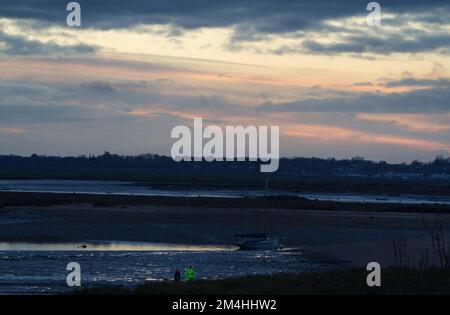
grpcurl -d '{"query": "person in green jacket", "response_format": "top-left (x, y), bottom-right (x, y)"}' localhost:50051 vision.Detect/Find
top-left (184, 266), bottom-right (196, 281)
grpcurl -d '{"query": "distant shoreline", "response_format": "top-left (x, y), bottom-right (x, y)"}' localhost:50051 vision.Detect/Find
top-left (1, 178), bottom-right (450, 205)
top-left (1, 167), bottom-right (450, 196)
top-left (2, 191), bottom-right (450, 213)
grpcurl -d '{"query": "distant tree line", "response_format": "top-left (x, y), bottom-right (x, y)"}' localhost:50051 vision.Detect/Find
top-left (1, 152), bottom-right (450, 179)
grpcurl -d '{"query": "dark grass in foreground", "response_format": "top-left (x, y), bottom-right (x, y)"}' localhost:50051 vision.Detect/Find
top-left (75, 268), bottom-right (450, 295)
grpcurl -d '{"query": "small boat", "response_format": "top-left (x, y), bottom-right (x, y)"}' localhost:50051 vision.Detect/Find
top-left (235, 179), bottom-right (284, 251)
top-left (236, 233), bottom-right (283, 250)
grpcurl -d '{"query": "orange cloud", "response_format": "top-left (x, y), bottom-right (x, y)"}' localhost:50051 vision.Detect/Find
top-left (0, 127), bottom-right (27, 134)
top-left (284, 124), bottom-right (450, 152)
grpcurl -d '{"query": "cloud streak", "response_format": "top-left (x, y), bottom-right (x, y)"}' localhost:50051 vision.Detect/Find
top-left (284, 124), bottom-right (450, 152)
top-left (0, 30), bottom-right (96, 56)
top-left (258, 80), bottom-right (450, 114)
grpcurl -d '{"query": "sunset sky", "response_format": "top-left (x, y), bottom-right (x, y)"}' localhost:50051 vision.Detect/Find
top-left (1, 0), bottom-right (449, 162)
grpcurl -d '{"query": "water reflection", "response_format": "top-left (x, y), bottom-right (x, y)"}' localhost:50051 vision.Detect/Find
top-left (0, 241), bottom-right (237, 252)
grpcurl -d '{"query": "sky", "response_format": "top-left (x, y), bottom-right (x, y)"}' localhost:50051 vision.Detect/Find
top-left (0, 0), bottom-right (449, 162)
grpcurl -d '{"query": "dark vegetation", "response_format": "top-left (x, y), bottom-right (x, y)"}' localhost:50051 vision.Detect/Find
top-left (75, 267), bottom-right (450, 295)
top-left (1, 152), bottom-right (450, 179)
top-left (2, 191), bottom-right (450, 213)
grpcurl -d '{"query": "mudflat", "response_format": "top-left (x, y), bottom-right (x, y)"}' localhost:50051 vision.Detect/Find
top-left (1, 192), bottom-right (450, 267)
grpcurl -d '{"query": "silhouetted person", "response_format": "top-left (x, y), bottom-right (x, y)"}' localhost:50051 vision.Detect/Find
top-left (174, 269), bottom-right (181, 282)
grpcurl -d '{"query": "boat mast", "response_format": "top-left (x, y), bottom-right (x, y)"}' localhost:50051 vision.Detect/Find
top-left (264, 177), bottom-right (268, 234)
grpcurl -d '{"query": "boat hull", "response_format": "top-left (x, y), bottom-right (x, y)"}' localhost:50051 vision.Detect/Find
top-left (237, 237), bottom-right (283, 251)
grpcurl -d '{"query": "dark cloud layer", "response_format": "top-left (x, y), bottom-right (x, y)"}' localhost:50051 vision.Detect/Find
top-left (0, 31), bottom-right (96, 56)
top-left (383, 78), bottom-right (450, 88)
top-left (0, 1), bottom-right (449, 55)
top-left (300, 33), bottom-right (450, 55)
top-left (258, 78), bottom-right (450, 114)
top-left (1, 0), bottom-right (448, 32)
top-left (0, 79), bottom-right (242, 124)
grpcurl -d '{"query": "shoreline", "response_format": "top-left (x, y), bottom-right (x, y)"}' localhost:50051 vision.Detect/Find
top-left (2, 191), bottom-right (450, 213)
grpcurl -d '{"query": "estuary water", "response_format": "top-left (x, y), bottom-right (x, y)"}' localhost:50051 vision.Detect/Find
top-left (0, 179), bottom-right (449, 204)
top-left (0, 242), bottom-right (317, 294)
